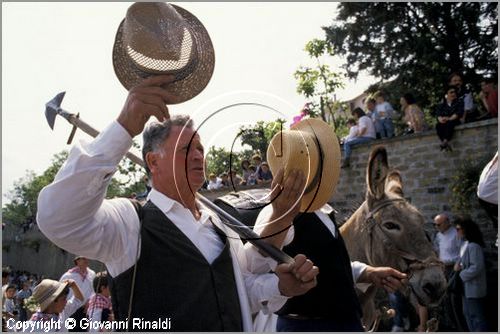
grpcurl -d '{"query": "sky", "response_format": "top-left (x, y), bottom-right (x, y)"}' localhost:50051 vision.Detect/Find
top-left (2, 2), bottom-right (377, 205)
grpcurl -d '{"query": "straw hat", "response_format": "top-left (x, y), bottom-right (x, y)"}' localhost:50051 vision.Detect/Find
top-left (113, 2), bottom-right (215, 104)
top-left (32, 279), bottom-right (69, 312)
top-left (266, 118), bottom-right (341, 212)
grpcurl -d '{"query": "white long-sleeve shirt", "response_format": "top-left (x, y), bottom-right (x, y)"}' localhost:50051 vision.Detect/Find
top-left (36, 120), bottom-right (287, 331)
top-left (434, 226), bottom-right (461, 265)
top-left (59, 268), bottom-right (96, 303)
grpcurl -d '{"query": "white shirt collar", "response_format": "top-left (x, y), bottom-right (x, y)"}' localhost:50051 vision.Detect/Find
top-left (147, 187), bottom-right (187, 213)
top-left (147, 187), bottom-right (216, 226)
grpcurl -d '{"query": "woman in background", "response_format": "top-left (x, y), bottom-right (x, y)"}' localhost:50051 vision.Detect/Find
top-left (453, 216), bottom-right (488, 331)
top-left (400, 93), bottom-right (427, 134)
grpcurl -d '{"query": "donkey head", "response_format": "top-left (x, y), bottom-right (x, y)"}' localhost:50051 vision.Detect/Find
top-left (364, 146), bottom-right (446, 306)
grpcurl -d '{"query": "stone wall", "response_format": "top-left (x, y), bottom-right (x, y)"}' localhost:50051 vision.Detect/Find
top-left (2, 225), bottom-right (102, 279)
top-left (331, 118), bottom-right (498, 269)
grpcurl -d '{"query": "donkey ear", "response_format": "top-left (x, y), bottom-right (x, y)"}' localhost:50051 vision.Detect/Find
top-left (386, 170), bottom-right (404, 197)
top-left (367, 146), bottom-right (389, 200)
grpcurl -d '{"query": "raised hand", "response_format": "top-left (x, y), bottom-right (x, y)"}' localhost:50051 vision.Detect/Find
top-left (269, 168), bottom-right (306, 223)
top-left (117, 75), bottom-right (178, 137)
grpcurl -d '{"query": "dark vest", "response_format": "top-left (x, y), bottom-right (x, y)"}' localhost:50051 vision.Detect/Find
top-left (109, 201), bottom-right (243, 331)
top-left (277, 211), bottom-right (362, 321)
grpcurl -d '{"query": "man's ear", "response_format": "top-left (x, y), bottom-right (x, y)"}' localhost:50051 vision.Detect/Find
top-left (145, 151), bottom-right (158, 175)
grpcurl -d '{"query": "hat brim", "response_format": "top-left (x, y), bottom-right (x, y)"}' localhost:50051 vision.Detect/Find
top-left (289, 119), bottom-right (341, 212)
top-left (113, 4), bottom-right (215, 104)
top-left (39, 281), bottom-right (69, 312)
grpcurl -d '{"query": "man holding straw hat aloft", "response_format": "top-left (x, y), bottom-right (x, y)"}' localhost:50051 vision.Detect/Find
top-left (249, 118), bottom-right (408, 331)
top-left (37, 2), bottom-right (320, 331)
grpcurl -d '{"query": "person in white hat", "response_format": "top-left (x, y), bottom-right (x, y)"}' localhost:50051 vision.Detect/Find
top-left (24, 279), bottom-right (83, 332)
top-left (37, 3), bottom-right (319, 331)
top-left (248, 118), bottom-right (407, 331)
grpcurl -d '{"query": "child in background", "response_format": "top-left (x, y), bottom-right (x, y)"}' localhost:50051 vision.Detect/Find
top-left (341, 118), bottom-right (358, 144)
top-left (247, 165), bottom-right (258, 186)
top-left (25, 279), bottom-right (83, 332)
top-left (86, 272), bottom-right (113, 332)
top-left (3, 284), bottom-right (18, 330)
top-left (374, 91), bottom-right (395, 138)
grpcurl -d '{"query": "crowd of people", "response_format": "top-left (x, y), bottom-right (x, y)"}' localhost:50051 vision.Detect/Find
top-left (340, 73), bottom-right (498, 166)
top-left (2, 257), bottom-right (114, 332)
top-left (204, 154), bottom-right (274, 191)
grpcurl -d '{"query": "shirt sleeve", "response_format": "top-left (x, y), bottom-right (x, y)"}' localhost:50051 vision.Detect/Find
top-left (36, 121), bottom-right (141, 275)
top-left (227, 230), bottom-right (289, 315)
top-left (351, 261), bottom-right (368, 282)
top-left (245, 205), bottom-right (294, 273)
top-left (61, 296), bottom-right (83, 323)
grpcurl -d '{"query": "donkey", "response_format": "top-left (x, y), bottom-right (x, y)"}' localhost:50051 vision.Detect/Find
top-left (340, 146), bottom-right (447, 330)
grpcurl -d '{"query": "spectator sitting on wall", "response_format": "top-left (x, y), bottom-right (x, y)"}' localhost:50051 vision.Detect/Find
top-left (240, 159), bottom-right (252, 185)
top-left (373, 91), bottom-right (395, 138)
top-left (252, 154), bottom-right (263, 171)
top-left (340, 118), bottom-right (358, 145)
top-left (247, 166), bottom-right (258, 186)
top-left (256, 162), bottom-right (273, 184)
top-left (448, 72), bottom-right (477, 123)
top-left (207, 173), bottom-right (222, 190)
top-left (400, 93), bottom-right (427, 134)
top-left (228, 170), bottom-right (243, 187)
top-left (219, 172), bottom-right (230, 188)
top-left (341, 108), bottom-right (376, 168)
top-left (366, 97), bottom-right (382, 139)
top-left (435, 86), bottom-right (464, 152)
top-left (479, 77), bottom-right (498, 119)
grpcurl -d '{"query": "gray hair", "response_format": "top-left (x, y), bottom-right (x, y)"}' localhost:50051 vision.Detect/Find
top-left (142, 114), bottom-right (194, 175)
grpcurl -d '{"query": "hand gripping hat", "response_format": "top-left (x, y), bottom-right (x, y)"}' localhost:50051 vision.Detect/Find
top-left (113, 2), bottom-right (215, 104)
top-left (266, 118), bottom-right (341, 212)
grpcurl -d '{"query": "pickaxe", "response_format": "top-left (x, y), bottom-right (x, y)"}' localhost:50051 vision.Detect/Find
top-left (45, 92), bottom-right (144, 166)
top-left (44, 92), bottom-right (294, 265)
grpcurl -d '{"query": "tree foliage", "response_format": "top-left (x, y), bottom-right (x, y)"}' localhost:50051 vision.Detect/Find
top-left (239, 120), bottom-right (285, 158)
top-left (204, 120), bottom-right (285, 177)
top-left (2, 147), bottom-right (147, 227)
top-left (294, 39), bottom-right (346, 127)
top-left (325, 2), bottom-right (498, 107)
top-left (3, 151), bottom-right (68, 227)
top-left (205, 146), bottom-right (242, 177)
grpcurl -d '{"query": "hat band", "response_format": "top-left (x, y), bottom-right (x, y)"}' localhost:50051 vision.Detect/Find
top-left (303, 135), bottom-right (324, 195)
top-left (36, 285), bottom-right (58, 306)
top-left (132, 51), bottom-right (199, 84)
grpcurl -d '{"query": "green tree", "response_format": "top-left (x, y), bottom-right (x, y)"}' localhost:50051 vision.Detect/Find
top-left (239, 120), bottom-right (285, 158)
top-left (325, 2), bottom-right (498, 107)
top-left (294, 39), bottom-right (346, 128)
top-left (205, 146), bottom-right (242, 177)
top-left (3, 151), bottom-right (68, 226)
top-left (2, 147), bottom-right (147, 227)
